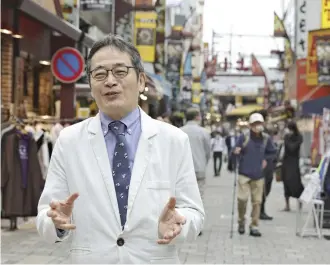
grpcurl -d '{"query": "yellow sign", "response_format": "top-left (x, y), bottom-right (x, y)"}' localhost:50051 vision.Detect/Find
top-left (192, 82), bottom-right (201, 104)
top-left (306, 29), bottom-right (330, 85)
top-left (273, 12), bottom-right (286, 37)
top-left (134, 11), bottom-right (157, 63)
top-left (284, 38), bottom-right (293, 68)
top-left (322, 0), bottom-right (330, 29)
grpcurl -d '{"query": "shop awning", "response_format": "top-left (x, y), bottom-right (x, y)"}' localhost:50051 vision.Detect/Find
top-left (226, 104), bottom-right (263, 116)
top-left (301, 95), bottom-right (330, 115)
top-left (19, 0), bottom-right (95, 48)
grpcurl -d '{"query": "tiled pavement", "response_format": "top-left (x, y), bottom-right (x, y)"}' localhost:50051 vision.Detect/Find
top-left (1, 162), bottom-right (330, 264)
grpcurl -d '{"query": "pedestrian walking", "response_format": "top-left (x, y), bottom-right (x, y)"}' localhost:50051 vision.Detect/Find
top-left (226, 129), bottom-right (238, 172)
top-left (281, 121), bottom-right (304, 211)
top-left (181, 108), bottom-right (211, 197)
top-left (36, 34), bottom-right (204, 264)
top-left (233, 113), bottom-right (277, 237)
top-left (211, 131), bottom-right (225, 176)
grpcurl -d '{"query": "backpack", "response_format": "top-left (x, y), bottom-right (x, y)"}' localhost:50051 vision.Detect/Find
top-left (242, 131), bottom-right (269, 149)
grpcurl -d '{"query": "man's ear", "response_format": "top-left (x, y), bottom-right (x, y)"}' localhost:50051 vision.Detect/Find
top-left (138, 72), bottom-right (147, 93)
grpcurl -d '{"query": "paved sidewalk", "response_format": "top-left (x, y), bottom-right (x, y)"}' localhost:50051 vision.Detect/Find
top-left (1, 163), bottom-right (330, 264)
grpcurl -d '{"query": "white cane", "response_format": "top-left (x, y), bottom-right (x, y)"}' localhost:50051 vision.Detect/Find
top-left (230, 155), bottom-right (239, 239)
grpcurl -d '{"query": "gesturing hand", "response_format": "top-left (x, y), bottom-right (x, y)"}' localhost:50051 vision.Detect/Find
top-left (157, 197), bottom-right (186, 244)
top-left (47, 193), bottom-right (79, 230)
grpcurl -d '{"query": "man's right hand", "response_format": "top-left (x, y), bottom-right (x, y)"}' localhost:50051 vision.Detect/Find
top-left (47, 193), bottom-right (79, 230)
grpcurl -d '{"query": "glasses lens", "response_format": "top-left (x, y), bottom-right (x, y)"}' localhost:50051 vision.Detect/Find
top-left (92, 68), bottom-right (108, 81)
top-left (112, 66), bottom-right (129, 78)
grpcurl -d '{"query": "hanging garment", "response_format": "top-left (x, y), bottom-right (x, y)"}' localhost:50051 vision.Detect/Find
top-left (1, 129), bottom-right (44, 217)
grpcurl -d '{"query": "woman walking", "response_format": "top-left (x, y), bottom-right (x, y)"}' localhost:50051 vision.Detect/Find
top-left (281, 121), bottom-right (304, 211)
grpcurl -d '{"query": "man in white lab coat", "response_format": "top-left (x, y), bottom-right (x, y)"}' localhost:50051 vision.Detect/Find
top-left (36, 34), bottom-right (204, 264)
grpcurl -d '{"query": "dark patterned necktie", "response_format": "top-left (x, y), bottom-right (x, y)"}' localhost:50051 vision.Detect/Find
top-left (109, 121), bottom-right (131, 230)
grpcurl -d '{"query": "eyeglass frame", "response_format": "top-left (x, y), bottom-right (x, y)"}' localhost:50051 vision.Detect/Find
top-left (89, 65), bottom-right (137, 81)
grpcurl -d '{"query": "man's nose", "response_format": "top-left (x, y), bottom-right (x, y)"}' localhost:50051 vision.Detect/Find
top-left (105, 72), bottom-right (117, 85)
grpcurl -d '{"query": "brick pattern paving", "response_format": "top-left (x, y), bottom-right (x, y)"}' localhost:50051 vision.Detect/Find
top-left (2, 163), bottom-right (330, 264)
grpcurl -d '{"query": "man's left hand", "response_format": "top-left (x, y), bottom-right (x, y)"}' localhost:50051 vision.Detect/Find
top-left (157, 197), bottom-right (186, 244)
top-left (262, 160), bottom-right (267, 169)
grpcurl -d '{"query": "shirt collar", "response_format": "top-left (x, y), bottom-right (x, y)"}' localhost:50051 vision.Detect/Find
top-left (100, 108), bottom-right (140, 136)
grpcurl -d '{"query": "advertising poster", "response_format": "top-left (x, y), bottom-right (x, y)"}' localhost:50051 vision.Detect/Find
top-left (114, 0), bottom-right (134, 43)
top-left (134, 11), bottom-right (157, 63)
top-left (306, 28), bottom-right (330, 86)
top-left (165, 40), bottom-right (183, 98)
top-left (316, 36), bottom-right (330, 85)
top-left (154, 0), bottom-right (166, 74)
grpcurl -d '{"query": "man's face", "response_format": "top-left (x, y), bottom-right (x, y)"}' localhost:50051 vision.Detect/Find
top-left (251, 121), bottom-right (264, 133)
top-left (90, 46), bottom-right (146, 118)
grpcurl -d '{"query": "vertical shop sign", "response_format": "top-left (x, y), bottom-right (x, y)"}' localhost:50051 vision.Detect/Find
top-left (322, 0), bottom-right (330, 29)
top-left (134, 11), bottom-right (157, 63)
top-left (115, 0), bottom-right (134, 43)
top-left (306, 29), bottom-right (330, 86)
top-left (80, 0), bottom-right (112, 10)
top-left (296, 0), bottom-right (307, 59)
top-left (166, 40), bottom-right (183, 99)
top-left (316, 36), bottom-right (330, 85)
top-left (154, 0), bottom-right (166, 75)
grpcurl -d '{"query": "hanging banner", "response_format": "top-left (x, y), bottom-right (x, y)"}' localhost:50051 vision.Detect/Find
top-left (154, 0), bottom-right (166, 75)
top-left (251, 54), bottom-right (269, 108)
top-left (115, 0), bottom-right (134, 43)
top-left (311, 115), bottom-right (322, 165)
top-left (192, 82), bottom-right (201, 104)
top-left (284, 38), bottom-right (294, 69)
top-left (60, 0), bottom-right (79, 27)
top-left (273, 12), bottom-right (286, 37)
top-left (80, 0), bottom-right (112, 10)
top-left (165, 40), bottom-right (183, 97)
top-left (183, 52), bottom-right (192, 76)
top-left (296, 0), bottom-right (307, 59)
top-left (321, 0), bottom-right (330, 29)
top-left (306, 29), bottom-right (330, 86)
top-left (323, 108), bottom-right (330, 154)
top-left (316, 36), bottom-right (330, 85)
top-left (134, 11), bottom-right (157, 63)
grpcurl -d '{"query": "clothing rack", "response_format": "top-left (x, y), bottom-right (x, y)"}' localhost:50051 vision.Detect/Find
top-left (22, 116), bottom-right (77, 124)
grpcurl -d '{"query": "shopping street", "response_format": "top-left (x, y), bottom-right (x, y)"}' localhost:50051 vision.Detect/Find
top-left (1, 162), bottom-right (330, 264)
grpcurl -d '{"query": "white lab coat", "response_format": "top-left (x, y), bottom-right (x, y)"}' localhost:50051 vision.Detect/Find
top-left (36, 109), bottom-right (205, 264)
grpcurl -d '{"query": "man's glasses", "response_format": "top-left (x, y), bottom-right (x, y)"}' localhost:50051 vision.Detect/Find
top-left (90, 65), bottom-right (136, 81)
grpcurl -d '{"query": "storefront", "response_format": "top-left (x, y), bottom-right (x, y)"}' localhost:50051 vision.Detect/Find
top-left (1, 0), bottom-right (95, 119)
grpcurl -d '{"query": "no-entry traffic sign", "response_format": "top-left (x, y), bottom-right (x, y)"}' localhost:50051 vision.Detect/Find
top-left (51, 47), bottom-right (85, 84)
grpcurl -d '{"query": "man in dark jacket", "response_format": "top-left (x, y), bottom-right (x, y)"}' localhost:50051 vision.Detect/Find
top-left (234, 113), bottom-right (277, 237)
